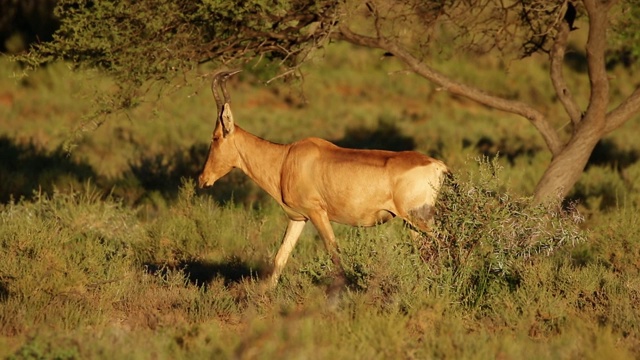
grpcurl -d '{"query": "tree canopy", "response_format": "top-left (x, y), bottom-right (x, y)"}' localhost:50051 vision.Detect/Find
top-left (17, 0), bottom-right (640, 203)
top-left (22, 0), bottom-right (338, 96)
top-left (22, 1), bottom-right (640, 81)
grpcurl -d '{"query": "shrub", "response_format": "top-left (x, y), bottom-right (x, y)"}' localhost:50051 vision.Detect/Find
top-left (428, 157), bottom-right (587, 308)
top-left (0, 182), bottom-right (143, 334)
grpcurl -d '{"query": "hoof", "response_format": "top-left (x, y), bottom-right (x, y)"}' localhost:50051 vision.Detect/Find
top-left (325, 276), bottom-right (347, 311)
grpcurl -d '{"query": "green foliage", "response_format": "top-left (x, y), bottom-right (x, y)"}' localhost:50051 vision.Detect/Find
top-left (431, 157), bottom-right (587, 307)
top-left (18, 0), bottom-right (337, 114)
top-left (611, 0), bottom-right (640, 65)
top-left (0, 183), bottom-right (140, 334)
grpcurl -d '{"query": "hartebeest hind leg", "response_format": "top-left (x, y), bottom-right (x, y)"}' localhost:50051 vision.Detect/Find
top-left (402, 204), bottom-right (442, 262)
top-left (402, 203), bottom-right (438, 239)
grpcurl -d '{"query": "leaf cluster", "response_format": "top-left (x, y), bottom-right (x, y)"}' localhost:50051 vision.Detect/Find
top-left (19, 1), bottom-right (640, 83)
top-left (18, 0), bottom-right (338, 107)
top-left (349, 0), bottom-right (572, 59)
top-left (610, 0), bottom-right (640, 64)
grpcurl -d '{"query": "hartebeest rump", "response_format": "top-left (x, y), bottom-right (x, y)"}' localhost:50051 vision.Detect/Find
top-left (198, 70), bottom-right (449, 292)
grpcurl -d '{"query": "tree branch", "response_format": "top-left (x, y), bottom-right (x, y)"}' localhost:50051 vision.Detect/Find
top-left (336, 26), bottom-right (564, 156)
top-left (603, 0), bottom-right (620, 11)
top-left (549, 11), bottom-right (582, 128)
top-left (605, 86), bottom-right (640, 134)
top-left (582, 0), bottom-right (610, 126)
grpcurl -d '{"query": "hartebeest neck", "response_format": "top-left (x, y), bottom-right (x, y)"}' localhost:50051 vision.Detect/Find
top-left (232, 126), bottom-right (288, 202)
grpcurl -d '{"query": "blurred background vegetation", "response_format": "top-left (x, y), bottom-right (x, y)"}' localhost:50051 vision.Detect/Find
top-left (0, 0), bottom-right (58, 54)
top-left (2, 41), bottom-right (639, 215)
top-left (1, 1), bottom-right (640, 358)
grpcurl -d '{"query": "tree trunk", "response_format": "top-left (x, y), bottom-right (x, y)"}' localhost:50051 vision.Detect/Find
top-left (533, 121), bottom-right (604, 203)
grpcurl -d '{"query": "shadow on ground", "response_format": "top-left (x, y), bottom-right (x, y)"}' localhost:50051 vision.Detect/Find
top-left (0, 135), bottom-right (96, 203)
top-left (587, 138), bottom-right (639, 171)
top-left (470, 135), bottom-right (543, 165)
top-left (334, 119), bottom-right (416, 151)
top-left (144, 257), bottom-right (265, 288)
top-left (0, 136), bottom-right (268, 207)
top-left (567, 139), bottom-right (640, 211)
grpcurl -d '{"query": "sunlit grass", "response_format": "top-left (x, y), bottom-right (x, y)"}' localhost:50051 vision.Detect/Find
top-left (0, 170), bottom-right (638, 358)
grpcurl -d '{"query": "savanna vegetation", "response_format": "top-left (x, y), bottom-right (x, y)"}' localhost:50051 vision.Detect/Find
top-left (1, 0), bottom-right (640, 359)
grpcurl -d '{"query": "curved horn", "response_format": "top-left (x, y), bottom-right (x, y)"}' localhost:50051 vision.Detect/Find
top-left (220, 69), bottom-right (242, 103)
top-left (211, 72), bottom-right (224, 116)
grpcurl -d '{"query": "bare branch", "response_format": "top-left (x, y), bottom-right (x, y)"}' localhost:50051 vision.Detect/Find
top-left (265, 69), bottom-right (296, 85)
top-left (605, 86), bottom-right (640, 134)
top-left (336, 25), bottom-right (564, 156)
top-left (549, 4), bottom-right (582, 128)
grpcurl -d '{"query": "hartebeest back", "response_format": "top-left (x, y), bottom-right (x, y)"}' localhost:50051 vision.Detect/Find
top-left (198, 70), bottom-right (449, 294)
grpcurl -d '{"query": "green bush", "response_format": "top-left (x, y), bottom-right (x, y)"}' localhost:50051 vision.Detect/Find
top-left (428, 157), bottom-right (587, 308)
top-left (0, 183), bottom-right (141, 334)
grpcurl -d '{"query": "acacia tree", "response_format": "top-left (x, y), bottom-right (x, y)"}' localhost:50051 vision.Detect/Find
top-left (336, 0), bottom-right (640, 203)
top-left (21, 0), bottom-right (640, 204)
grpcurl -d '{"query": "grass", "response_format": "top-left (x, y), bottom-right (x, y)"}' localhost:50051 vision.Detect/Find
top-left (1, 39), bottom-right (640, 358)
top-left (0, 175), bottom-right (638, 359)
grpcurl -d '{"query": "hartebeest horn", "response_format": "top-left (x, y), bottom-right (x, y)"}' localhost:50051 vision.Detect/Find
top-left (220, 69), bottom-right (242, 103)
top-left (211, 72), bottom-right (224, 117)
top-left (210, 70), bottom-right (242, 135)
top-left (211, 70), bottom-right (242, 123)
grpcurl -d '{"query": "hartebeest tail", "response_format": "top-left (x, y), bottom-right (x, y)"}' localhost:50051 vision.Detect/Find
top-left (198, 70), bottom-right (449, 295)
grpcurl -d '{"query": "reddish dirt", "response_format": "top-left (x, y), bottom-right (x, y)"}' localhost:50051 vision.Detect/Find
top-left (0, 92), bottom-right (14, 108)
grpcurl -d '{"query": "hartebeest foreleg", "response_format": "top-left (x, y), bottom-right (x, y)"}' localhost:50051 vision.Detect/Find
top-left (308, 212), bottom-right (348, 291)
top-left (268, 220), bottom-right (307, 288)
top-left (268, 214), bottom-right (347, 291)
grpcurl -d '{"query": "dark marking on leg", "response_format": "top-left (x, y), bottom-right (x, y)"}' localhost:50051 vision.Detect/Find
top-left (407, 203), bottom-right (435, 233)
top-left (404, 204), bottom-right (440, 264)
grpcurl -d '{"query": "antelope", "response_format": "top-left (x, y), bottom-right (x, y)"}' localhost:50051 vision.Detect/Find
top-left (198, 70), bottom-right (449, 294)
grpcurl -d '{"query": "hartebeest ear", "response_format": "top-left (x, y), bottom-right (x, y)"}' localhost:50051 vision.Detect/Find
top-left (220, 103), bottom-right (235, 137)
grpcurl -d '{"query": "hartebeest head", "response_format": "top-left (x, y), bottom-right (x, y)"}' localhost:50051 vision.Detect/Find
top-left (198, 70), bottom-right (242, 189)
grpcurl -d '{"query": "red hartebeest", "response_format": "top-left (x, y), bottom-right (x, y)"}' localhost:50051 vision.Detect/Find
top-left (198, 70), bottom-right (449, 293)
